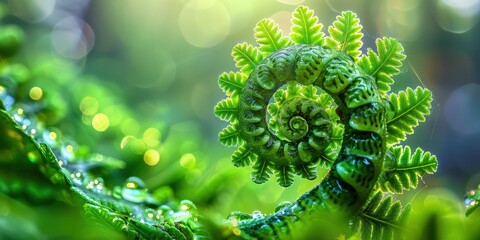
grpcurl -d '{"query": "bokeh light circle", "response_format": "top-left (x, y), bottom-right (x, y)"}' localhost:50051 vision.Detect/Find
top-left (179, 0), bottom-right (231, 48)
top-left (144, 149), bottom-right (160, 166)
top-left (436, 0), bottom-right (480, 33)
top-left (92, 113), bottom-right (110, 132)
top-left (444, 83), bottom-right (480, 135)
top-left (51, 16), bottom-right (95, 59)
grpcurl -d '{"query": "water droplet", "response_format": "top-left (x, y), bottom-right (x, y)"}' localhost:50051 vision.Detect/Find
top-left (122, 176), bottom-right (148, 203)
top-left (180, 199), bottom-right (197, 215)
top-left (251, 210), bottom-right (263, 219)
top-left (86, 177), bottom-right (105, 193)
top-left (172, 211), bottom-right (191, 223)
top-left (61, 139), bottom-right (77, 160)
top-left (465, 190), bottom-right (479, 206)
top-left (70, 170), bottom-right (86, 186)
top-left (41, 129), bottom-right (61, 147)
top-left (143, 208), bottom-right (158, 224)
top-left (156, 205), bottom-right (174, 217)
top-left (274, 201), bottom-right (291, 212)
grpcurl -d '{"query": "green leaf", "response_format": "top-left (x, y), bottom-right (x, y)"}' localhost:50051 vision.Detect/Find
top-left (274, 165), bottom-right (295, 187)
top-left (214, 97), bottom-right (239, 123)
top-left (232, 42), bottom-right (263, 75)
top-left (325, 11), bottom-right (363, 59)
top-left (290, 5), bottom-right (324, 45)
top-left (232, 144), bottom-right (257, 167)
top-left (251, 158), bottom-right (273, 184)
top-left (218, 123), bottom-right (242, 147)
top-left (84, 203), bottom-right (128, 232)
top-left (357, 37), bottom-right (406, 95)
top-left (218, 71), bottom-right (247, 96)
top-left (300, 85), bottom-right (320, 100)
top-left (378, 146), bottom-right (438, 193)
top-left (294, 161), bottom-right (318, 180)
top-left (351, 192), bottom-right (410, 240)
top-left (465, 186), bottom-right (480, 217)
top-left (254, 18), bottom-right (291, 56)
top-left (387, 87), bottom-right (432, 145)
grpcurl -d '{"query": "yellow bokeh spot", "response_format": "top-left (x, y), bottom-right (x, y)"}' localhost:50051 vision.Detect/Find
top-left (144, 149), bottom-right (160, 166)
top-left (29, 87), bottom-right (43, 101)
top-left (179, 153), bottom-right (196, 169)
top-left (79, 96), bottom-right (99, 116)
top-left (49, 131), bottom-right (57, 140)
top-left (92, 113), bottom-right (110, 132)
top-left (143, 127), bottom-right (161, 147)
top-left (120, 135), bottom-right (135, 149)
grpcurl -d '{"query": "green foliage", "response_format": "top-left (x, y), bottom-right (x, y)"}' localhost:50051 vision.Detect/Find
top-left (325, 11), bottom-right (363, 59)
top-left (465, 185), bottom-right (480, 217)
top-left (378, 146), bottom-right (438, 193)
top-left (358, 37), bottom-right (406, 95)
top-left (290, 5), bottom-right (324, 45)
top-left (387, 87), bottom-right (432, 145)
top-left (251, 158), bottom-right (273, 184)
top-left (218, 71), bottom-right (247, 97)
top-left (214, 5), bottom-right (438, 240)
top-left (231, 42), bottom-right (263, 75)
top-left (214, 97), bottom-right (239, 122)
top-left (351, 191), bottom-right (410, 240)
top-left (254, 19), bottom-right (291, 55)
top-left (231, 144), bottom-right (257, 167)
top-left (218, 123), bottom-right (242, 147)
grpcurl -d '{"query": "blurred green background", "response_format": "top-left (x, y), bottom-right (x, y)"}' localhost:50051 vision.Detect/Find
top-left (1, 0), bottom-right (480, 238)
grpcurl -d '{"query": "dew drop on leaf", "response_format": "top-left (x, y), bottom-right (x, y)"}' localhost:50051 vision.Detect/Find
top-left (86, 177), bottom-right (105, 193)
top-left (70, 170), bottom-right (87, 186)
top-left (122, 176), bottom-right (148, 203)
top-left (252, 210), bottom-right (263, 219)
top-left (143, 208), bottom-right (157, 224)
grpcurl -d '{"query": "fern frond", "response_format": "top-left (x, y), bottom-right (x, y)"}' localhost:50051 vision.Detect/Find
top-left (254, 19), bottom-right (291, 56)
top-left (232, 144), bottom-right (257, 167)
top-left (290, 6), bottom-right (324, 45)
top-left (378, 146), bottom-right (438, 193)
top-left (251, 158), bottom-right (273, 184)
top-left (325, 11), bottom-right (363, 59)
top-left (218, 123), bottom-right (242, 147)
top-left (351, 192), bottom-right (410, 240)
top-left (357, 37), bottom-right (406, 95)
top-left (274, 164), bottom-right (295, 187)
top-left (214, 97), bottom-right (239, 122)
top-left (218, 71), bottom-right (247, 96)
top-left (386, 87), bottom-right (432, 145)
top-left (84, 203), bottom-right (128, 232)
top-left (232, 42), bottom-right (263, 75)
top-left (294, 161), bottom-right (318, 180)
top-left (300, 85), bottom-right (320, 100)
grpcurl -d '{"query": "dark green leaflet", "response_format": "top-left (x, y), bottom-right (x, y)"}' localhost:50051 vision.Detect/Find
top-left (232, 44), bottom-right (386, 238)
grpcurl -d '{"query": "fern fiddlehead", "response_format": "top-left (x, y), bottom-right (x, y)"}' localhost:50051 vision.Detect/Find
top-left (215, 6), bottom-right (437, 239)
